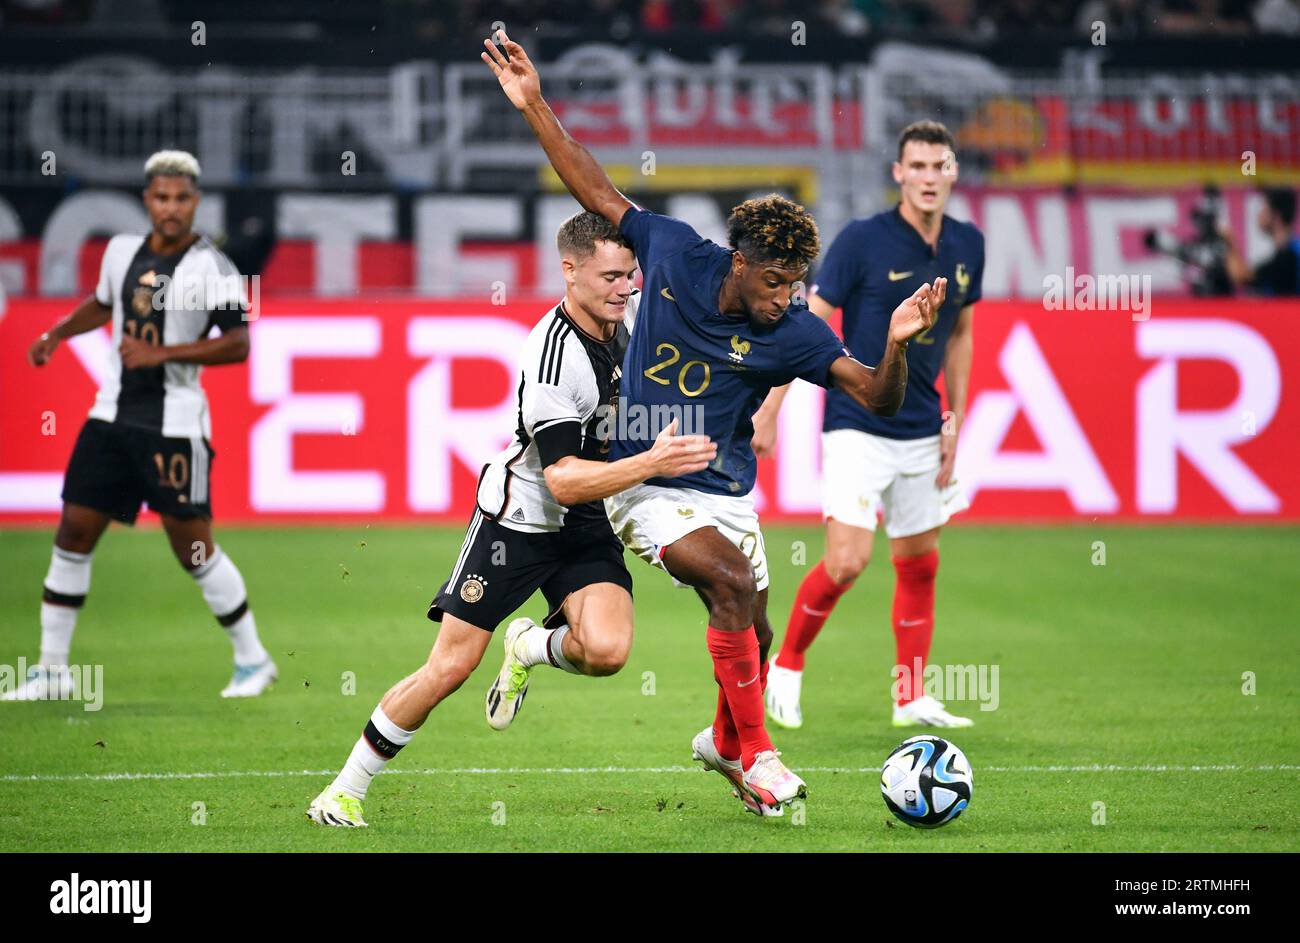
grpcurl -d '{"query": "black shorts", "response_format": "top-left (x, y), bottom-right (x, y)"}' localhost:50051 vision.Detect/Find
top-left (428, 509), bottom-right (632, 632)
top-left (62, 418), bottom-right (214, 524)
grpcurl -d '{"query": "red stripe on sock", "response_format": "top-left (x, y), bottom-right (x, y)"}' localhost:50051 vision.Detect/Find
top-left (707, 626), bottom-right (772, 769)
top-left (775, 560), bottom-right (853, 671)
top-left (892, 550), bottom-right (938, 706)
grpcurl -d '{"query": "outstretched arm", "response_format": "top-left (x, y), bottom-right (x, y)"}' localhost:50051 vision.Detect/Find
top-left (829, 278), bottom-right (945, 416)
top-left (543, 419), bottom-right (716, 507)
top-left (482, 30), bottom-right (632, 227)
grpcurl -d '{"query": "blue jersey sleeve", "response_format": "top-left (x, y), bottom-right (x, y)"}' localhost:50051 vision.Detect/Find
top-left (619, 206), bottom-right (707, 273)
top-left (964, 229), bottom-right (985, 307)
top-left (811, 220), bottom-right (867, 309)
top-left (783, 310), bottom-right (850, 389)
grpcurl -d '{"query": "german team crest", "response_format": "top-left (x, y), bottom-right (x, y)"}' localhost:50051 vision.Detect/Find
top-left (132, 270), bottom-right (159, 317)
top-left (459, 574), bottom-right (487, 603)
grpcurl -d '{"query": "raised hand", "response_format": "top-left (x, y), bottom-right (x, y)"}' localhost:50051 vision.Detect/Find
top-left (480, 29), bottom-right (542, 111)
top-left (889, 277), bottom-right (947, 345)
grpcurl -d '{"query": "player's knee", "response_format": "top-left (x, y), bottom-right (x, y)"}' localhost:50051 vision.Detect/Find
top-left (422, 647), bottom-right (480, 693)
top-left (825, 547), bottom-right (869, 585)
top-left (581, 631), bottom-right (631, 677)
top-left (705, 561), bottom-right (758, 624)
top-left (55, 522), bottom-right (98, 555)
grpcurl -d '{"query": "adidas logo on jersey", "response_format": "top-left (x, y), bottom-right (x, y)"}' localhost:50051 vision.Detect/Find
top-left (511, 507), bottom-right (526, 523)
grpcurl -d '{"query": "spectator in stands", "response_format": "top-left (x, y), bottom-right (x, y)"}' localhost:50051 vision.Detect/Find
top-left (641, 0), bottom-right (728, 31)
top-left (1155, 0), bottom-right (1254, 32)
top-left (818, 0), bottom-right (871, 35)
top-left (1253, 0), bottom-right (1300, 33)
top-left (1224, 188), bottom-right (1300, 296)
top-left (1074, 0), bottom-right (1155, 36)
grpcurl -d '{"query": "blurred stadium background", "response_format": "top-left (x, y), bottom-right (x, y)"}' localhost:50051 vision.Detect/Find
top-left (1, 0), bottom-right (1297, 525)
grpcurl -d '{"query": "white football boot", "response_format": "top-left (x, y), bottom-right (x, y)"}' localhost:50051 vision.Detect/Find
top-left (306, 789), bottom-right (368, 827)
top-left (892, 694), bottom-right (974, 728)
top-left (740, 750), bottom-right (808, 812)
top-left (764, 662), bottom-right (803, 729)
top-left (1, 665), bottom-right (75, 702)
top-left (691, 726), bottom-right (783, 817)
top-left (221, 658), bottom-right (278, 698)
top-left (485, 618), bottom-right (533, 731)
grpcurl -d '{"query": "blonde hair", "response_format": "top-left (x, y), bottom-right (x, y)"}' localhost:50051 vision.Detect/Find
top-left (144, 150), bottom-right (200, 183)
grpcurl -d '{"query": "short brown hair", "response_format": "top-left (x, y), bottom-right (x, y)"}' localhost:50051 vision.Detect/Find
top-left (897, 120), bottom-right (956, 160)
top-left (726, 194), bottom-right (820, 268)
top-left (556, 211), bottom-right (632, 260)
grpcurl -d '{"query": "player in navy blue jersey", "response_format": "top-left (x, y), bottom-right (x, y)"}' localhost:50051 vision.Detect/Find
top-left (759, 121), bottom-right (984, 730)
top-left (483, 31), bottom-right (945, 815)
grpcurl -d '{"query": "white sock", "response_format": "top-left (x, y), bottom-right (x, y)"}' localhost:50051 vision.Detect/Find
top-left (39, 547), bottom-right (92, 667)
top-left (192, 546), bottom-right (269, 667)
top-left (332, 706), bottom-right (415, 800)
top-left (39, 605), bottom-right (76, 669)
top-left (224, 611), bottom-right (268, 668)
top-left (516, 622), bottom-right (581, 674)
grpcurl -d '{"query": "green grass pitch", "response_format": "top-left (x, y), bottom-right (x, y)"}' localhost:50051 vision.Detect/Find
top-left (1, 523), bottom-right (1296, 852)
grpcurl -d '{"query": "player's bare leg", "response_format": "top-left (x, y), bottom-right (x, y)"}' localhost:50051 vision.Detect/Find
top-left (486, 582), bottom-right (633, 730)
top-left (161, 513), bottom-right (274, 697)
top-left (664, 527), bottom-right (806, 813)
top-left (890, 527), bottom-right (970, 727)
top-left (2, 503), bottom-right (110, 702)
top-left (768, 517), bottom-right (873, 728)
top-left (309, 616), bottom-right (492, 826)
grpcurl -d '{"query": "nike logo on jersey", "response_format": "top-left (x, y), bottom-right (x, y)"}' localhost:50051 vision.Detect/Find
top-left (661, 287), bottom-right (675, 302)
top-left (888, 270), bottom-right (914, 282)
top-left (737, 672), bottom-right (761, 688)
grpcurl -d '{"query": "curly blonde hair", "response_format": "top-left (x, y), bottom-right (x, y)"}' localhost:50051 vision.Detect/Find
top-left (726, 194), bottom-right (819, 268)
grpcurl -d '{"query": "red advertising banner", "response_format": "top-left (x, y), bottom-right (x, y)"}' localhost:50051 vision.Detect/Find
top-left (2, 297), bottom-right (1296, 523)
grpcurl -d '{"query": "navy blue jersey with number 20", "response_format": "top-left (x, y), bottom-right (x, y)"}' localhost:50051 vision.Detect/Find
top-left (611, 207), bottom-right (849, 497)
top-left (814, 207), bottom-right (984, 440)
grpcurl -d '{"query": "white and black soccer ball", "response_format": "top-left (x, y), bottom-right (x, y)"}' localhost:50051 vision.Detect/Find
top-left (880, 735), bottom-right (973, 828)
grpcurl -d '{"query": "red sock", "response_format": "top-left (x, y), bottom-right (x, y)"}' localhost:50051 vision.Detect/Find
top-left (707, 626), bottom-right (772, 769)
top-left (713, 687), bottom-right (740, 761)
top-left (892, 550), bottom-right (938, 706)
top-left (716, 631), bottom-right (769, 762)
top-left (775, 560), bottom-right (854, 671)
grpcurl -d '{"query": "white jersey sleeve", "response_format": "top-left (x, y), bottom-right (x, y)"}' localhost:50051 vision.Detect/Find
top-left (522, 357), bottom-right (583, 439)
top-left (477, 304), bottom-right (607, 532)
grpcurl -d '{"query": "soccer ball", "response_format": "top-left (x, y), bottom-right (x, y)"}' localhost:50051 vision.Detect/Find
top-left (880, 735), bottom-right (973, 828)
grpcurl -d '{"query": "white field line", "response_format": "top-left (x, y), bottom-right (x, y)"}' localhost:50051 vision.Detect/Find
top-left (2, 764), bottom-right (1298, 784)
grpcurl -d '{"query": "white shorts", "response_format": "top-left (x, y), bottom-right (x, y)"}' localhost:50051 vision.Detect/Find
top-left (821, 429), bottom-right (970, 539)
top-left (604, 482), bottom-right (770, 592)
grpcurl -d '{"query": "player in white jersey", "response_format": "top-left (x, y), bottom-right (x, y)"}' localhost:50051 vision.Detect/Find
top-left (308, 212), bottom-right (716, 827)
top-left (2, 150), bottom-right (276, 703)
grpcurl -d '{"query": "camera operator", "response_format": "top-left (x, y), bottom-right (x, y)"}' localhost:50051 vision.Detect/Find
top-left (1224, 188), bottom-right (1300, 297)
top-left (1143, 186), bottom-right (1233, 296)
